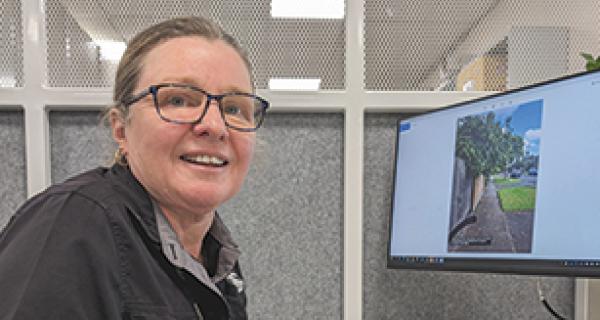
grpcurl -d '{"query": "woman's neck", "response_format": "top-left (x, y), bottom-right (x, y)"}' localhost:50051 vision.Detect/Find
top-left (160, 205), bottom-right (215, 260)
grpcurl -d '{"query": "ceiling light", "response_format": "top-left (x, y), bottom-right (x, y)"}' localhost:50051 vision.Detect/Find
top-left (0, 75), bottom-right (16, 88)
top-left (268, 78), bottom-right (322, 91)
top-left (94, 40), bottom-right (126, 62)
top-left (271, 0), bottom-right (344, 19)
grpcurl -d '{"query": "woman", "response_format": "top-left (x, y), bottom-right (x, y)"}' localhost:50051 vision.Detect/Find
top-left (0, 16), bottom-right (268, 320)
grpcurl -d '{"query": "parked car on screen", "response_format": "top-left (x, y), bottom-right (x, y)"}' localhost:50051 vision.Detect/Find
top-left (510, 169), bottom-right (522, 178)
top-left (528, 168), bottom-right (538, 176)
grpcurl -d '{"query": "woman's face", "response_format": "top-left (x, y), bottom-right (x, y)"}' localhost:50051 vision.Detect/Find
top-left (112, 36), bottom-right (255, 216)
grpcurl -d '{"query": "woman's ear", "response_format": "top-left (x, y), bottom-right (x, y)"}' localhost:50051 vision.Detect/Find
top-left (109, 108), bottom-right (127, 151)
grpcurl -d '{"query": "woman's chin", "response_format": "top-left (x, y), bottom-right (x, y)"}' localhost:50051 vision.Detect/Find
top-left (179, 187), bottom-right (231, 211)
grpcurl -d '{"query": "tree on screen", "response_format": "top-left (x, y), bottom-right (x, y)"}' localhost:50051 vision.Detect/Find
top-left (456, 112), bottom-right (524, 177)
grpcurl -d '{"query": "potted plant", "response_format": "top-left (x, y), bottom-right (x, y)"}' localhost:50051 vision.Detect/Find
top-left (581, 52), bottom-right (600, 71)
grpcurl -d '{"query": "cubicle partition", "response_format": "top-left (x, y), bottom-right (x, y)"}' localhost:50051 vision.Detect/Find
top-left (47, 111), bottom-right (345, 319)
top-left (0, 110), bottom-right (26, 228)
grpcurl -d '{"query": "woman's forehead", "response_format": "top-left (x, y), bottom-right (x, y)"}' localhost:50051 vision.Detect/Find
top-left (138, 37), bottom-right (252, 91)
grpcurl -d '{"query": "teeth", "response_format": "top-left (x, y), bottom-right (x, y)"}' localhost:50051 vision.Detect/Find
top-left (184, 155), bottom-right (225, 166)
top-left (209, 156), bottom-right (224, 165)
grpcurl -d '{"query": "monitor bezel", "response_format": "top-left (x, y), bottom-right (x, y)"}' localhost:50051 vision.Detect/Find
top-left (387, 69), bottom-right (600, 277)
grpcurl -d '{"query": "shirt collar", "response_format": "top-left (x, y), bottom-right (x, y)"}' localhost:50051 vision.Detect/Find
top-left (152, 199), bottom-right (241, 284)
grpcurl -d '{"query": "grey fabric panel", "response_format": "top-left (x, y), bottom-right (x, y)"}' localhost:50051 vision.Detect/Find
top-left (49, 110), bottom-right (116, 183)
top-left (0, 110), bottom-right (26, 229)
top-left (220, 113), bottom-right (344, 320)
top-left (48, 111), bottom-right (344, 318)
top-left (363, 113), bottom-right (573, 320)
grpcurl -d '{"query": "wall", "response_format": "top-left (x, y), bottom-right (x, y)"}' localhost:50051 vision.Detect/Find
top-left (0, 110), bottom-right (26, 228)
top-left (449, 157), bottom-right (473, 230)
top-left (421, 0), bottom-right (600, 89)
top-left (455, 55), bottom-right (507, 91)
top-left (472, 174), bottom-right (485, 211)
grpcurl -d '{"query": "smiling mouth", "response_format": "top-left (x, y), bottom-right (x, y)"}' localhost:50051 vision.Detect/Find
top-left (180, 154), bottom-right (228, 167)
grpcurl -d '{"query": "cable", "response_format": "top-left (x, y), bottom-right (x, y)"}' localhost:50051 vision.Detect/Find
top-left (537, 278), bottom-right (567, 320)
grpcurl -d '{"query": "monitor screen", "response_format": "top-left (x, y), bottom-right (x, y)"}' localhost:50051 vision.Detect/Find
top-left (388, 69), bottom-right (600, 277)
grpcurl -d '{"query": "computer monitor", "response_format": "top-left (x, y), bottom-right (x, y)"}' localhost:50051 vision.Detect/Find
top-left (388, 69), bottom-right (600, 277)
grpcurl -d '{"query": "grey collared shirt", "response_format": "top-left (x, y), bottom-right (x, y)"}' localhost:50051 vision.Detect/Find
top-left (152, 200), bottom-right (243, 297)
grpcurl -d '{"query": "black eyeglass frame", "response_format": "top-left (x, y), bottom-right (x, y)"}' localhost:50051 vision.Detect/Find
top-left (122, 83), bottom-right (270, 132)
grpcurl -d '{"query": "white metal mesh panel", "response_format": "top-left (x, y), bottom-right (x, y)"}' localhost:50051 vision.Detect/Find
top-left (365, 0), bottom-right (600, 91)
top-left (0, 0), bottom-right (23, 87)
top-left (45, 0), bottom-right (346, 89)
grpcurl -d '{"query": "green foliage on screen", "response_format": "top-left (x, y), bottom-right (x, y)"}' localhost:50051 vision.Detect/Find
top-left (456, 112), bottom-right (524, 177)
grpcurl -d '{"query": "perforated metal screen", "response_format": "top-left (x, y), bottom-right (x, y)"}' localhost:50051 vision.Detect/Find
top-left (45, 0), bottom-right (346, 89)
top-left (0, 0), bottom-right (23, 87)
top-left (365, 0), bottom-right (600, 91)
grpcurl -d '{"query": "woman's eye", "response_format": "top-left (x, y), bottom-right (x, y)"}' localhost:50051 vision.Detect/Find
top-left (167, 95), bottom-right (186, 107)
top-left (223, 105), bottom-right (241, 115)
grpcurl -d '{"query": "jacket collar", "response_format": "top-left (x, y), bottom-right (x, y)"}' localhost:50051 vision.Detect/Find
top-left (108, 163), bottom-right (242, 276)
top-left (108, 164), bottom-right (161, 243)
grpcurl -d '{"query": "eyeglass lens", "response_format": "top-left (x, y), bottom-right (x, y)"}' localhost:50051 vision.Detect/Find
top-left (155, 86), bottom-right (262, 129)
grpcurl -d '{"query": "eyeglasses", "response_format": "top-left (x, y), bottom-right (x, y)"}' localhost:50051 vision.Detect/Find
top-left (122, 83), bottom-right (270, 132)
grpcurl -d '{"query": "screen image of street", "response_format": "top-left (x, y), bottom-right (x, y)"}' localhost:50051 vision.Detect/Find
top-left (447, 99), bottom-right (543, 253)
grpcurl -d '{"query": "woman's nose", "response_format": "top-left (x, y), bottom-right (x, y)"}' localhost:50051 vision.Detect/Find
top-left (191, 100), bottom-right (229, 140)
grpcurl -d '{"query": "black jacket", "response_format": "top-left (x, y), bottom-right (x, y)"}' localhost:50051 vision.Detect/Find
top-left (0, 165), bottom-right (247, 320)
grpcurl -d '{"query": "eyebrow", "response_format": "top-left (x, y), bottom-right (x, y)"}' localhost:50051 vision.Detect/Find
top-left (162, 77), bottom-right (252, 95)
